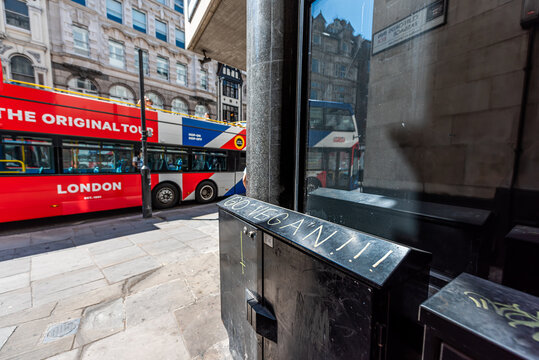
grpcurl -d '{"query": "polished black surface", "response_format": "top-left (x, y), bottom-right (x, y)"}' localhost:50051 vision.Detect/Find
top-left (503, 225), bottom-right (539, 296)
top-left (420, 273), bottom-right (539, 360)
top-left (218, 195), bottom-right (431, 288)
top-left (307, 188), bottom-right (492, 281)
top-left (218, 196), bottom-right (431, 359)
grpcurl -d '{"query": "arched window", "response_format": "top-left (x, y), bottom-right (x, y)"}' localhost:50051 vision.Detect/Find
top-left (109, 85), bottom-right (134, 103)
top-left (171, 98), bottom-right (188, 114)
top-left (195, 104), bottom-right (208, 118)
top-left (10, 55), bottom-right (34, 83)
top-left (145, 92), bottom-right (164, 109)
top-left (68, 77), bottom-right (98, 95)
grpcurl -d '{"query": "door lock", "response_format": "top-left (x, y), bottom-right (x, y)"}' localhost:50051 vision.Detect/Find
top-left (243, 227), bottom-right (256, 239)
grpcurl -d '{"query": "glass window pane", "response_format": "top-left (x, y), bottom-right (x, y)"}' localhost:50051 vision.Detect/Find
top-left (174, 0), bottom-right (183, 13)
top-left (132, 9), bottom-right (146, 33)
top-left (0, 135), bottom-right (54, 174)
top-left (10, 55), bottom-right (34, 83)
top-left (134, 48), bottom-right (149, 75)
top-left (194, 104), bottom-right (207, 118)
top-left (165, 148), bottom-right (189, 172)
top-left (156, 56), bottom-right (169, 80)
top-left (106, 0), bottom-right (122, 23)
top-left (176, 63), bottom-right (187, 85)
top-left (108, 40), bottom-right (125, 68)
top-left (5, 0), bottom-right (30, 30)
top-left (171, 98), bottom-right (188, 113)
top-left (72, 26), bottom-right (89, 56)
top-left (109, 84), bottom-right (134, 103)
top-left (68, 77), bottom-right (97, 94)
top-left (175, 28), bottom-right (185, 48)
top-left (155, 19), bottom-right (167, 42)
top-left (145, 92), bottom-right (163, 109)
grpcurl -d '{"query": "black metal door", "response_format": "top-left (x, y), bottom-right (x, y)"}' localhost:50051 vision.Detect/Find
top-left (219, 210), bottom-right (261, 359)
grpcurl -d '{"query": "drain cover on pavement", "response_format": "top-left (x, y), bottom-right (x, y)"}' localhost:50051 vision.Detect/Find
top-left (43, 318), bottom-right (81, 344)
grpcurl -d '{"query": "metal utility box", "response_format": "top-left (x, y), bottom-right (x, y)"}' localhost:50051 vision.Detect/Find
top-left (502, 225), bottom-right (539, 297)
top-left (218, 195), bottom-right (431, 360)
top-left (420, 273), bottom-right (539, 360)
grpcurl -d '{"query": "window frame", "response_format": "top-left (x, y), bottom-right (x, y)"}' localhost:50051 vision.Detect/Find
top-left (72, 25), bottom-right (90, 57)
top-left (106, 0), bottom-right (123, 24)
top-left (156, 55), bottom-right (170, 81)
top-left (132, 8), bottom-right (147, 33)
top-left (155, 19), bottom-right (168, 42)
top-left (4, 0), bottom-right (30, 30)
top-left (108, 39), bottom-right (126, 69)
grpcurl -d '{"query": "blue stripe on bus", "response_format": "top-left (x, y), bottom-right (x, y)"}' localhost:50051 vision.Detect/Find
top-left (225, 179), bottom-right (246, 196)
top-left (308, 129), bottom-right (331, 147)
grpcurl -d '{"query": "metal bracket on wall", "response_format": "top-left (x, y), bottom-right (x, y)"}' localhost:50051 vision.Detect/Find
top-left (246, 290), bottom-right (277, 343)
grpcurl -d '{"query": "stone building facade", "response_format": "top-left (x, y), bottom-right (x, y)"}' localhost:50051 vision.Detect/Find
top-left (363, 0), bottom-right (539, 202)
top-left (0, 0), bottom-right (53, 86)
top-left (47, 0), bottom-right (219, 117)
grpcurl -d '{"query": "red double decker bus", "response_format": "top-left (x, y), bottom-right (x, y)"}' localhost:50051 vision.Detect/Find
top-left (0, 65), bottom-right (246, 223)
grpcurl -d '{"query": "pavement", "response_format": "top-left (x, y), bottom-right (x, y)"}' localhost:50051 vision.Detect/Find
top-left (0, 204), bottom-right (232, 360)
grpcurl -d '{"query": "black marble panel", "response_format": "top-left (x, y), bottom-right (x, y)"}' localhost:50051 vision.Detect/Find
top-left (218, 195), bottom-right (431, 288)
top-left (420, 273), bottom-right (539, 359)
top-left (503, 225), bottom-right (539, 296)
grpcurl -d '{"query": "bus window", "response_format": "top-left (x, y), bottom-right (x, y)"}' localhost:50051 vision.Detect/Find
top-left (307, 149), bottom-right (323, 170)
top-left (62, 140), bottom-right (134, 173)
top-left (309, 107), bottom-right (324, 129)
top-left (165, 148), bottom-right (189, 172)
top-left (239, 152), bottom-right (246, 171)
top-left (326, 108), bottom-right (355, 131)
top-left (148, 146), bottom-right (166, 172)
top-left (0, 136), bottom-right (55, 174)
top-left (192, 150), bottom-right (227, 171)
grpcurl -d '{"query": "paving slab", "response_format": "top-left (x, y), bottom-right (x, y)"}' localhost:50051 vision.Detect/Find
top-left (101, 256), bottom-right (161, 284)
top-left (0, 288), bottom-right (31, 317)
top-left (91, 245), bottom-right (146, 268)
top-left (0, 326), bottom-right (15, 351)
top-left (53, 283), bottom-right (124, 314)
top-left (34, 279), bottom-right (109, 307)
top-left (45, 348), bottom-right (81, 360)
top-left (192, 339), bottom-right (233, 360)
top-left (0, 258), bottom-right (30, 278)
top-left (85, 237), bottom-right (134, 256)
top-left (31, 248), bottom-right (94, 281)
top-left (0, 302), bottom-right (56, 328)
top-left (140, 237), bottom-right (190, 256)
top-left (181, 252), bottom-right (220, 300)
top-left (125, 278), bottom-right (195, 328)
top-left (80, 314), bottom-right (190, 360)
top-left (33, 267), bottom-right (104, 301)
top-left (127, 229), bottom-right (172, 245)
top-left (174, 294), bottom-right (228, 358)
top-left (75, 298), bottom-right (125, 347)
top-left (0, 272), bottom-right (29, 295)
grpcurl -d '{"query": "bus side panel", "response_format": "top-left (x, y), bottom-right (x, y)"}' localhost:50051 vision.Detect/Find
top-left (157, 112), bottom-right (182, 145)
top-left (209, 173), bottom-right (236, 197)
top-left (0, 174), bottom-right (141, 223)
top-left (182, 173), bottom-right (215, 201)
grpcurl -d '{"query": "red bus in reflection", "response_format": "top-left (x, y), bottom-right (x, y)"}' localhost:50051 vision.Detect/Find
top-left (0, 65), bottom-right (246, 223)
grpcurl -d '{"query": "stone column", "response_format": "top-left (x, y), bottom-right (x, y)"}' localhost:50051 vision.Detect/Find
top-left (246, 0), bottom-right (298, 208)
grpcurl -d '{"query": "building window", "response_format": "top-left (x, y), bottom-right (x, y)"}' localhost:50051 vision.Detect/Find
top-left (176, 63), bottom-right (187, 86)
top-left (68, 77), bottom-right (98, 95)
top-left (145, 92), bottom-right (163, 109)
top-left (155, 19), bottom-right (167, 42)
top-left (313, 33), bottom-right (321, 45)
top-left (108, 40), bottom-right (125, 68)
top-left (175, 28), bottom-right (185, 48)
top-left (336, 64), bottom-right (347, 78)
top-left (312, 58), bottom-right (319, 73)
top-left (72, 25), bottom-right (90, 56)
top-left (223, 80), bottom-right (239, 99)
top-left (171, 98), bottom-right (188, 114)
top-left (71, 0), bottom-right (86, 5)
top-left (106, 0), bottom-right (122, 24)
top-left (200, 69), bottom-right (208, 90)
top-left (134, 48), bottom-right (149, 75)
top-left (174, 0), bottom-right (183, 13)
top-left (156, 0), bottom-right (167, 5)
top-left (109, 85), bottom-right (134, 103)
top-left (222, 104), bottom-right (238, 122)
top-left (195, 104), bottom-right (208, 118)
top-left (4, 0), bottom-right (30, 30)
top-left (132, 9), bottom-right (146, 33)
top-left (10, 56), bottom-right (34, 84)
top-left (156, 56), bottom-right (169, 80)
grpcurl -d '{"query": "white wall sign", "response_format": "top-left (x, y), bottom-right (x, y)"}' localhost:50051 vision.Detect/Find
top-left (373, 0), bottom-right (447, 55)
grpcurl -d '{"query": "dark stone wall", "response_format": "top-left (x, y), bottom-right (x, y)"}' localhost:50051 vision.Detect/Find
top-left (246, 0), bottom-right (298, 209)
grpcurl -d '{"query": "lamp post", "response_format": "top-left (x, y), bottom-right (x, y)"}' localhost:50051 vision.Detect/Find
top-left (138, 49), bottom-right (152, 218)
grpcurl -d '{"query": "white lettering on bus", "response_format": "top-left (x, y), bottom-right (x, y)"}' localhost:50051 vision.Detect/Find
top-left (57, 182), bottom-right (122, 195)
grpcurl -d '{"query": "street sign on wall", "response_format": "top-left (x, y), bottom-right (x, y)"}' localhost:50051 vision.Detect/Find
top-left (373, 0), bottom-right (447, 55)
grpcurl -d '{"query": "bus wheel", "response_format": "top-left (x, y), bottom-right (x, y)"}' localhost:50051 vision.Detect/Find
top-left (152, 183), bottom-right (179, 209)
top-left (306, 178), bottom-right (321, 193)
top-left (195, 181), bottom-right (217, 203)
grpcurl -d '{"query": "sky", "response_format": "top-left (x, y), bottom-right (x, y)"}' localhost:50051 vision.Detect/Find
top-left (312, 0), bottom-right (374, 40)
